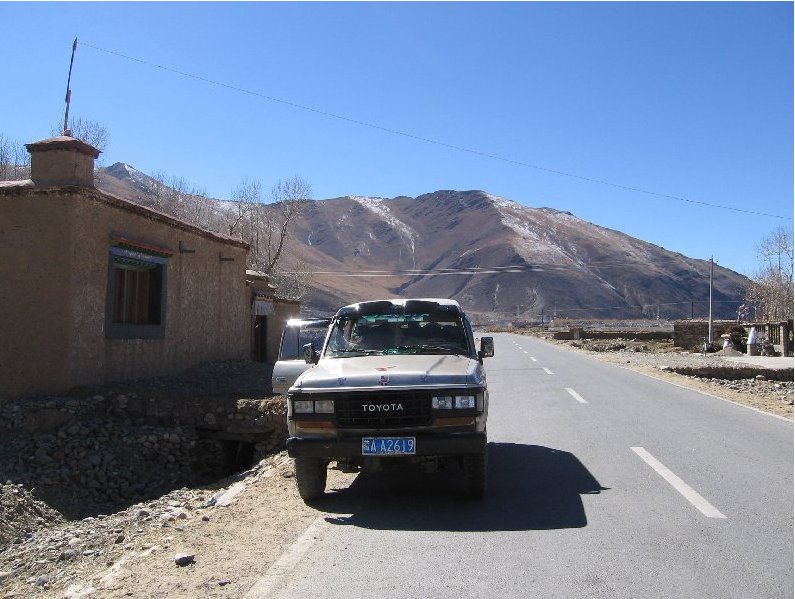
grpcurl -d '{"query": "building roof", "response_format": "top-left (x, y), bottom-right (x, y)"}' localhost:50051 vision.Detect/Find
top-left (25, 136), bottom-right (101, 158)
top-left (0, 184), bottom-right (251, 250)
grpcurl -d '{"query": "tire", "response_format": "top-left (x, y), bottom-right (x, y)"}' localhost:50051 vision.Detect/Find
top-left (294, 457), bottom-right (327, 501)
top-left (463, 445), bottom-right (488, 499)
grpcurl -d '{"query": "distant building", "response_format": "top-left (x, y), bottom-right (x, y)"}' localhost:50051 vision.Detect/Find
top-left (0, 135), bottom-right (298, 398)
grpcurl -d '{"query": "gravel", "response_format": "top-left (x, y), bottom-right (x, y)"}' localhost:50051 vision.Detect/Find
top-left (546, 337), bottom-right (793, 413)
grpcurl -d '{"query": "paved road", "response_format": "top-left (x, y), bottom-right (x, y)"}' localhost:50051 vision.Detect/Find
top-left (251, 333), bottom-right (793, 598)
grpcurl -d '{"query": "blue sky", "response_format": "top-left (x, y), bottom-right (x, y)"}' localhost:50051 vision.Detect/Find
top-left (2, 2), bottom-right (792, 276)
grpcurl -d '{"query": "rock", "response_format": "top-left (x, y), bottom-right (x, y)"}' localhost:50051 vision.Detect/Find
top-left (0, 571), bottom-right (12, 582)
top-left (755, 374), bottom-right (767, 381)
top-left (36, 574), bottom-right (50, 586)
top-left (218, 579), bottom-right (231, 586)
top-left (59, 549), bottom-right (78, 560)
top-left (114, 534), bottom-right (125, 544)
top-left (174, 553), bottom-right (195, 567)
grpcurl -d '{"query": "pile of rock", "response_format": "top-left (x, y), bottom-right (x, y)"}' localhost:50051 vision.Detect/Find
top-left (0, 453), bottom-right (292, 597)
top-left (0, 360), bottom-right (287, 521)
top-left (0, 484), bottom-right (64, 549)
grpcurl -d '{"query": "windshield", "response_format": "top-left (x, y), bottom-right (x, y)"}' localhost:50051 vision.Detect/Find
top-left (324, 312), bottom-right (470, 357)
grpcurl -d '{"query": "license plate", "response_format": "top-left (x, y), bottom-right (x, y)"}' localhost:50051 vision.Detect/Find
top-left (362, 437), bottom-right (416, 456)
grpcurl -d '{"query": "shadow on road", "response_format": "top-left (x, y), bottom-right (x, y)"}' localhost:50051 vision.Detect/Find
top-left (318, 442), bottom-right (607, 532)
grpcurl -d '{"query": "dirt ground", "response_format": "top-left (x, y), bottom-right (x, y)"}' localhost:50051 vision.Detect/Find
top-left (1, 454), bottom-right (357, 599)
top-left (1, 339), bottom-right (791, 598)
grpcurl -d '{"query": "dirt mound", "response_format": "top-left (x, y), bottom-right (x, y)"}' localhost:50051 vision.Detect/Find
top-left (0, 484), bottom-right (64, 549)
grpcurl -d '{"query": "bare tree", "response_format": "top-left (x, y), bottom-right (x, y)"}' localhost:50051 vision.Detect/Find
top-left (51, 117), bottom-right (110, 158)
top-left (228, 178), bottom-right (260, 238)
top-left (144, 170), bottom-right (170, 211)
top-left (260, 176), bottom-right (311, 274)
top-left (225, 175), bottom-right (311, 299)
top-left (745, 226), bottom-right (794, 320)
top-left (0, 133), bottom-right (30, 180)
top-left (177, 184), bottom-right (211, 229)
top-left (271, 257), bottom-right (315, 301)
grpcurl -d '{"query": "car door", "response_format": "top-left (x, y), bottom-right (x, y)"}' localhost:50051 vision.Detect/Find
top-left (272, 319), bottom-right (331, 394)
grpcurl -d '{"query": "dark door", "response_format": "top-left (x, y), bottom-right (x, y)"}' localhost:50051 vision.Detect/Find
top-left (254, 315), bottom-right (268, 362)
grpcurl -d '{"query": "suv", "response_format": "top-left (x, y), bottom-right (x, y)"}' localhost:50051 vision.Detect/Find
top-left (286, 298), bottom-right (494, 501)
top-left (272, 318), bottom-right (332, 394)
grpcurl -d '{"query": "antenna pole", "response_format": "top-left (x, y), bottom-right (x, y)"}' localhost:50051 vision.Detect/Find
top-left (708, 256), bottom-right (714, 345)
top-left (62, 38), bottom-right (78, 135)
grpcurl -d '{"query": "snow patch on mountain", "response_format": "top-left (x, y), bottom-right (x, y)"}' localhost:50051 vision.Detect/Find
top-left (351, 196), bottom-right (418, 267)
top-left (497, 205), bottom-right (569, 261)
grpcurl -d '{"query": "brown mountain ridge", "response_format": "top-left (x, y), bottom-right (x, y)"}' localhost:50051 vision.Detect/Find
top-left (96, 164), bottom-right (748, 321)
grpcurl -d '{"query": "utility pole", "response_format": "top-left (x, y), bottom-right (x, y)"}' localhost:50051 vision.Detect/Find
top-left (62, 38), bottom-right (78, 135)
top-left (708, 256), bottom-right (714, 345)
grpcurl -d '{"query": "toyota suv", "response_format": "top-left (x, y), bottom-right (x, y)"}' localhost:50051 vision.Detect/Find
top-left (286, 298), bottom-right (494, 501)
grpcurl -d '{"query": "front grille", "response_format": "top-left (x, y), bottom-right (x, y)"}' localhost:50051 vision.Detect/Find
top-left (334, 392), bottom-right (432, 429)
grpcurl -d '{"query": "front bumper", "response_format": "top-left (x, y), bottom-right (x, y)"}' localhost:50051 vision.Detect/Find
top-left (287, 431), bottom-right (486, 459)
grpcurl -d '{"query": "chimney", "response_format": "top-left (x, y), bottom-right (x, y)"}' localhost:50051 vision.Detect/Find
top-left (25, 135), bottom-right (101, 187)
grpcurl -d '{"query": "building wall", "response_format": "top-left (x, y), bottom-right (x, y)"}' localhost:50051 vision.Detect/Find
top-left (1, 187), bottom-right (251, 397)
top-left (0, 192), bottom-right (75, 394)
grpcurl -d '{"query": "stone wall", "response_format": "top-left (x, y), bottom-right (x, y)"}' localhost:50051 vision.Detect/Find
top-left (662, 364), bottom-right (794, 381)
top-left (0, 392), bottom-right (287, 519)
top-left (673, 320), bottom-right (737, 349)
top-left (553, 329), bottom-right (673, 341)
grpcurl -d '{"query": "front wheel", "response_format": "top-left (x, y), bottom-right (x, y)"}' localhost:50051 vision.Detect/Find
top-left (294, 457), bottom-right (328, 501)
top-left (462, 445), bottom-right (488, 499)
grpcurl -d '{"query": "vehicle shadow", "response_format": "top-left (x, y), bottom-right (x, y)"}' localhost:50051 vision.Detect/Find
top-left (318, 442), bottom-right (607, 532)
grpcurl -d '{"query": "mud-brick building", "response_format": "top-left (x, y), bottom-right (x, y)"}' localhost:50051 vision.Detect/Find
top-left (0, 135), bottom-right (295, 398)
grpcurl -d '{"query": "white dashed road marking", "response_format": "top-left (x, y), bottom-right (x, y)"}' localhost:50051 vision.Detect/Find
top-left (631, 447), bottom-right (727, 519)
top-left (542, 367), bottom-right (554, 375)
top-left (565, 388), bottom-right (588, 404)
top-left (530, 357), bottom-right (537, 362)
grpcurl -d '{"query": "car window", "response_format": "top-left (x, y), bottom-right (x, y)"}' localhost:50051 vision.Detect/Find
top-left (279, 323), bottom-right (328, 360)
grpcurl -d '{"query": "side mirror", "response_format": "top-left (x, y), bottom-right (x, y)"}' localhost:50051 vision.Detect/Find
top-left (478, 337), bottom-right (494, 359)
top-left (302, 342), bottom-right (319, 365)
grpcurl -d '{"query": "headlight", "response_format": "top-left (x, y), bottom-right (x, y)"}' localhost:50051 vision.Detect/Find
top-left (455, 395), bottom-right (476, 409)
top-left (315, 400), bottom-right (334, 414)
top-left (432, 396), bottom-right (453, 410)
top-left (294, 400), bottom-right (314, 414)
top-left (293, 399), bottom-right (335, 414)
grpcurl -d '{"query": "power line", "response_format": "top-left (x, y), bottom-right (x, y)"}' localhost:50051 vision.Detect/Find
top-left (282, 256), bottom-right (723, 277)
top-left (81, 41), bottom-right (790, 221)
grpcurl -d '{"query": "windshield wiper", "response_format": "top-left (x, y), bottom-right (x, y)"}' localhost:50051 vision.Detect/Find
top-left (392, 345), bottom-right (463, 355)
top-left (327, 348), bottom-right (384, 357)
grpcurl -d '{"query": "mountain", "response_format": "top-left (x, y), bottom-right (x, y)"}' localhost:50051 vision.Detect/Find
top-left (96, 165), bottom-right (749, 322)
